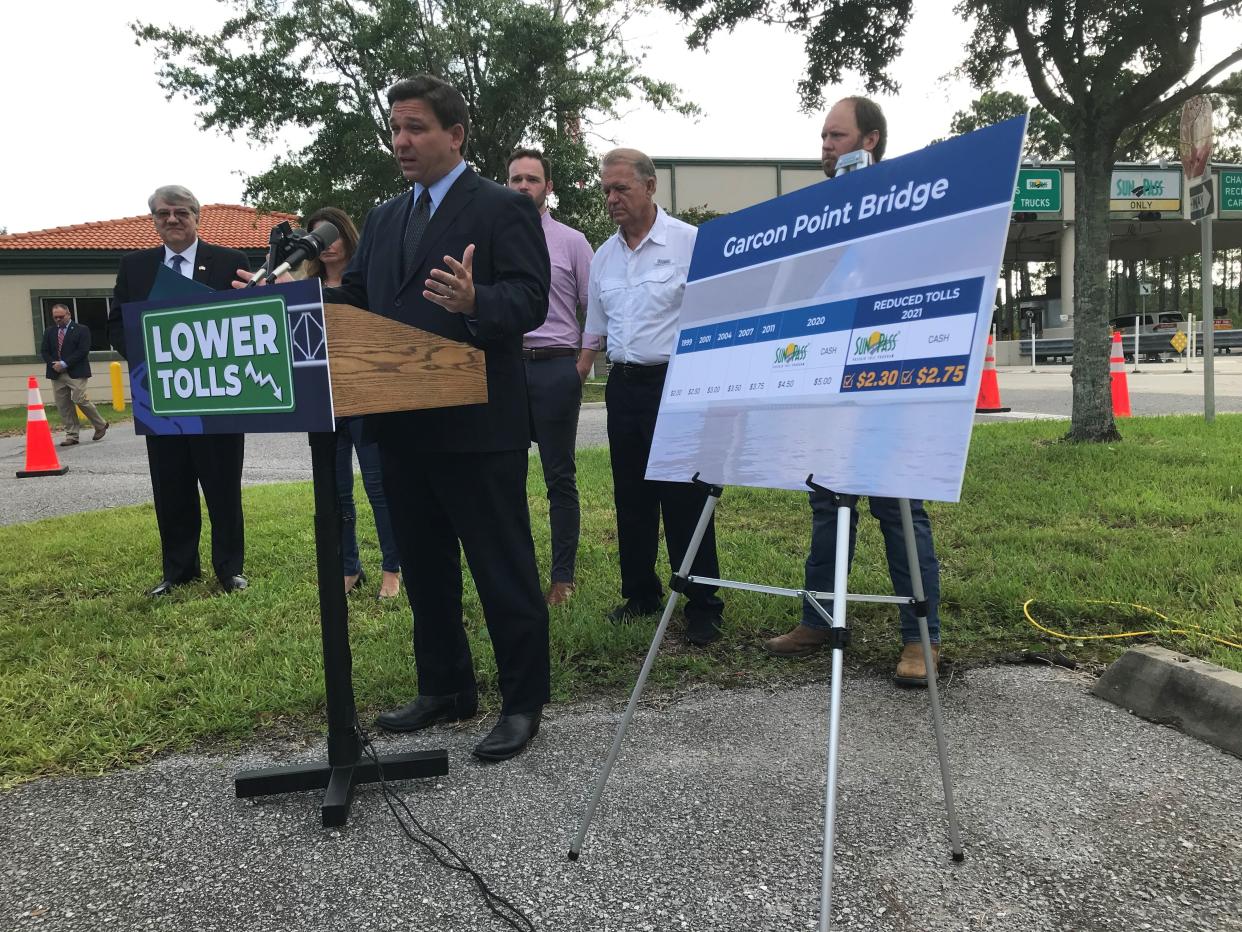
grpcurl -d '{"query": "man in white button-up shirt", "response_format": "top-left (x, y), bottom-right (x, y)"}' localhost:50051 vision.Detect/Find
top-left (583, 148), bottom-right (725, 646)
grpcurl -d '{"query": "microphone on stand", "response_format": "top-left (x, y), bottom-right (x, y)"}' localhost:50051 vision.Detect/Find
top-left (246, 222), bottom-right (293, 288)
top-left (833, 149), bottom-right (873, 177)
top-left (246, 222), bottom-right (341, 286)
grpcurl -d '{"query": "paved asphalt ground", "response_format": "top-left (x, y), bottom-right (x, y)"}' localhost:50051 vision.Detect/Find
top-left (2, 363), bottom-right (1241, 931)
top-left (3, 669), bottom-right (1240, 932)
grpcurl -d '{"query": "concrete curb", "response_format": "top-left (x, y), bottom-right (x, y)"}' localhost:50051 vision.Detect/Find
top-left (1092, 645), bottom-right (1242, 758)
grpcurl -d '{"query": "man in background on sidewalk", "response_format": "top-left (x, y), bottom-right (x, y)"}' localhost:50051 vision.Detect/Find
top-left (762, 97), bottom-right (944, 686)
top-left (41, 302), bottom-right (108, 447)
top-left (507, 148), bottom-right (599, 605)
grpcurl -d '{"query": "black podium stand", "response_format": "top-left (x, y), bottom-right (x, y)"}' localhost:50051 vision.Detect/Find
top-left (234, 431), bottom-right (447, 826)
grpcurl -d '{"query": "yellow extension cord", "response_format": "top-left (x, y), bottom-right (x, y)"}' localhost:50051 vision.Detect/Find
top-left (1022, 598), bottom-right (1242, 652)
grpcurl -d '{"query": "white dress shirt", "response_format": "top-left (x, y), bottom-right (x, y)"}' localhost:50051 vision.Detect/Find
top-left (163, 239), bottom-right (200, 277)
top-left (584, 206), bottom-right (697, 365)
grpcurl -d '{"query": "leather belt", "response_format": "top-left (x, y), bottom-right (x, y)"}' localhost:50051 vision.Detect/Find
top-left (611, 360), bottom-right (669, 377)
top-left (522, 346), bottom-right (578, 360)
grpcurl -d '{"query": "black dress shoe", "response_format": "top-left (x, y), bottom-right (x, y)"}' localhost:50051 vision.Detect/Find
top-left (686, 613), bottom-right (723, 647)
top-left (219, 574), bottom-right (248, 592)
top-left (472, 709), bottom-right (542, 762)
top-left (606, 599), bottom-right (663, 624)
top-left (148, 579), bottom-right (178, 597)
top-left (377, 691), bottom-right (479, 733)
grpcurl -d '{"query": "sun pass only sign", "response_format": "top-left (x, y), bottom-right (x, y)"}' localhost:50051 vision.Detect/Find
top-left (141, 296), bottom-right (296, 416)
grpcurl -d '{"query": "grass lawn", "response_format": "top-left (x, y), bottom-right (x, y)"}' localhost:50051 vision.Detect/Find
top-left (0, 402), bottom-right (132, 437)
top-left (582, 379), bottom-right (605, 404)
top-left (1, 415), bottom-right (1239, 784)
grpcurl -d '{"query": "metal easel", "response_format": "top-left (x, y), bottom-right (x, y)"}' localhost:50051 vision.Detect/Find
top-left (568, 473), bottom-right (963, 931)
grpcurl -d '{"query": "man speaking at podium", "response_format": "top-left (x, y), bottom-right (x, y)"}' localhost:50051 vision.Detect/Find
top-left (326, 75), bottom-right (552, 762)
top-left (762, 97), bottom-right (944, 686)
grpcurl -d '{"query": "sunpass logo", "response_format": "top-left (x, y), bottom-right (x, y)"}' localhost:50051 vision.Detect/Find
top-left (774, 342), bottom-right (809, 364)
top-left (1114, 177), bottom-right (1165, 198)
top-left (855, 330), bottom-right (898, 355)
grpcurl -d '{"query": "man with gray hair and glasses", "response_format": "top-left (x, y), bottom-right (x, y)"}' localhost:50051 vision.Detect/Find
top-left (108, 186), bottom-right (252, 597)
top-left (583, 148), bottom-right (726, 647)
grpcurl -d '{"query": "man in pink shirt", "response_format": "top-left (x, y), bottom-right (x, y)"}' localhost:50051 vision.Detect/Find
top-left (507, 148), bottom-right (600, 605)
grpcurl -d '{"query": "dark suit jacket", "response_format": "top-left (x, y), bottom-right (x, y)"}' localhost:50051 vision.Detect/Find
top-left (41, 322), bottom-right (93, 380)
top-left (327, 165), bottom-right (551, 453)
top-left (108, 240), bottom-right (251, 359)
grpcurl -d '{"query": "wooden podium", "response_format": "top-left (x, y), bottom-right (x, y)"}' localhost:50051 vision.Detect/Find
top-left (234, 303), bottom-right (487, 826)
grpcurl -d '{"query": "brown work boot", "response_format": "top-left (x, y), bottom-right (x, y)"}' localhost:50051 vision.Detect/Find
top-left (545, 581), bottom-right (575, 605)
top-left (762, 623), bottom-right (829, 657)
top-left (893, 642), bottom-right (941, 687)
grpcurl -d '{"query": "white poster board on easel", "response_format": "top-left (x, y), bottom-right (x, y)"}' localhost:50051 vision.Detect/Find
top-left (646, 117), bottom-right (1027, 502)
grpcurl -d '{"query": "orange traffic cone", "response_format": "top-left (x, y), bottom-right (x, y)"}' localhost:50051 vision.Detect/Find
top-left (975, 332), bottom-right (1010, 413)
top-left (16, 376), bottom-right (69, 478)
top-left (1109, 332), bottom-right (1131, 418)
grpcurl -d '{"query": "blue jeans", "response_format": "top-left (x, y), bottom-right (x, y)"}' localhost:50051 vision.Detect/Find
top-left (802, 492), bottom-right (940, 644)
top-left (336, 418), bottom-right (400, 575)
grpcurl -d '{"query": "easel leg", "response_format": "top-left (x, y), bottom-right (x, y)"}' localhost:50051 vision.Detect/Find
top-left (897, 498), bottom-right (964, 861)
top-left (818, 503), bottom-right (853, 932)
top-left (569, 485), bottom-right (722, 860)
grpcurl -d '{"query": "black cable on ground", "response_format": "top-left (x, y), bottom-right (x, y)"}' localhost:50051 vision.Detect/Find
top-left (355, 715), bottom-right (536, 932)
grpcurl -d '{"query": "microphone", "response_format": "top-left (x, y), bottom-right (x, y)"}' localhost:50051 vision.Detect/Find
top-left (833, 149), bottom-right (873, 177)
top-left (245, 222), bottom-right (294, 288)
top-left (253, 222), bottom-right (340, 285)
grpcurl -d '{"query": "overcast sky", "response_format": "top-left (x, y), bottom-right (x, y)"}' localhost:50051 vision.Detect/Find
top-left (1, 1), bottom-right (1235, 234)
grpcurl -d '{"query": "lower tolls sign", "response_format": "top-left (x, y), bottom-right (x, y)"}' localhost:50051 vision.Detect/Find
top-left (142, 296), bottom-right (296, 416)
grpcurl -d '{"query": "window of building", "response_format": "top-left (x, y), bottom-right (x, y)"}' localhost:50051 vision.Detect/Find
top-left (40, 296), bottom-right (111, 352)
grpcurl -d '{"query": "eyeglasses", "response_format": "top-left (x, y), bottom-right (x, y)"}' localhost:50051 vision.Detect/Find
top-left (154, 208), bottom-right (196, 222)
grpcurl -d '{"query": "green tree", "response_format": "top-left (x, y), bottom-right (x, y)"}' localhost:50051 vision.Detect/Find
top-left (675, 204), bottom-right (725, 225)
top-left (665, 0), bottom-right (1242, 442)
top-left (947, 76), bottom-right (1242, 163)
top-left (134, 0), bottom-right (697, 231)
top-left (943, 90), bottom-right (1069, 160)
top-left (663, 0), bottom-right (914, 110)
top-left (959, 0), bottom-right (1241, 441)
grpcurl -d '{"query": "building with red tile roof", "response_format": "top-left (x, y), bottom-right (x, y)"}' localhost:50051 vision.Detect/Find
top-left (0, 204), bottom-right (298, 405)
top-left (0, 204), bottom-right (298, 258)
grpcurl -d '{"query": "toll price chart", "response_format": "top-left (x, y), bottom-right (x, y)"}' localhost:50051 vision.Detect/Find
top-left (664, 276), bottom-right (984, 407)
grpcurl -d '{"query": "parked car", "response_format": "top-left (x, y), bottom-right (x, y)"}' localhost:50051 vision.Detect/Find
top-left (1108, 312), bottom-right (1184, 334)
top-left (1109, 313), bottom-right (1181, 362)
top-left (1154, 311), bottom-right (1186, 332)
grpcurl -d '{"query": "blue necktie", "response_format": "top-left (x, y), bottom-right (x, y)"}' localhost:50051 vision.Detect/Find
top-left (169, 254), bottom-right (184, 276)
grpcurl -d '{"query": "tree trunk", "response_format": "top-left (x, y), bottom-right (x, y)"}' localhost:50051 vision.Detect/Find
top-left (1068, 146), bottom-right (1121, 442)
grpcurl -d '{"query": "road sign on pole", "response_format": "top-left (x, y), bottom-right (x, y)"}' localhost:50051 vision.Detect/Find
top-left (1012, 169), bottom-right (1062, 213)
top-left (1187, 176), bottom-right (1217, 222)
top-left (1220, 170), bottom-right (1242, 218)
top-left (1180, 95), bottom-right (1215, 423)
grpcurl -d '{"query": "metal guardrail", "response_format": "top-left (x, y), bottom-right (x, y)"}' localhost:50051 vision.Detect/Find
top-left (1020, 329), bottom-right (1242, 361)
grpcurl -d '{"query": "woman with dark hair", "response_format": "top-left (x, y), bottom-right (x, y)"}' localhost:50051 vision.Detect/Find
top-left (305, 206), bottom-right (402, 599)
